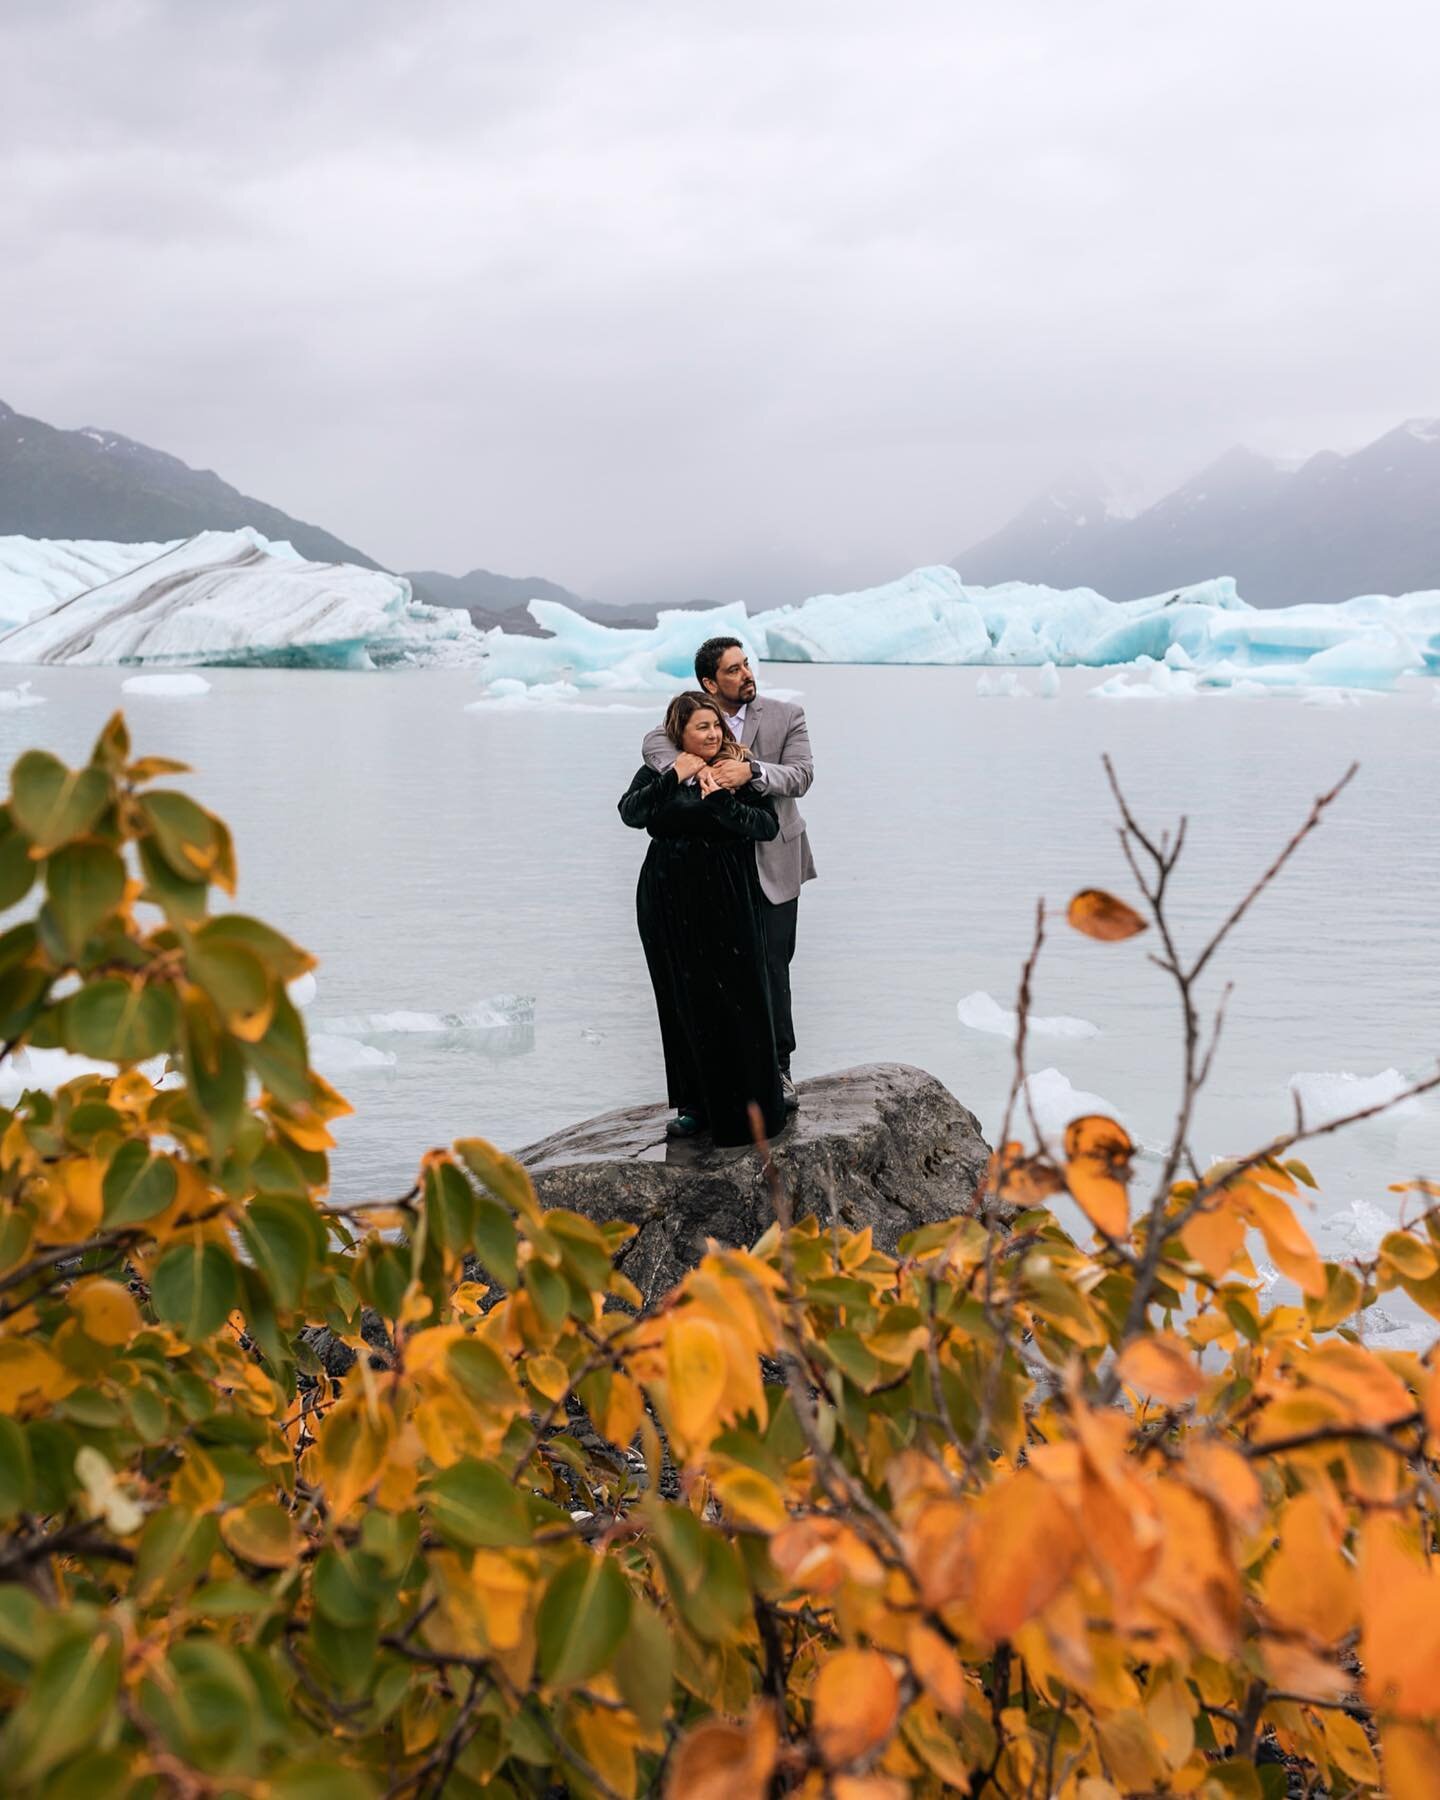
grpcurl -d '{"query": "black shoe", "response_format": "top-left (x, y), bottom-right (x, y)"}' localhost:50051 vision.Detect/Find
top-left (780, 1072), bottom-right (799, 1111)
top-left (665, 1110), bottom-right (707, 1139)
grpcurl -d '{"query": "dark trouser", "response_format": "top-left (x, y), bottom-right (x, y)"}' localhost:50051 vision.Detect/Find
top-left (761, 896), bottom-right (799, 1073)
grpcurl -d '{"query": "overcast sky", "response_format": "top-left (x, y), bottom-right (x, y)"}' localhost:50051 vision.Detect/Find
top-left (4, 0), bottom-right (1438, 603)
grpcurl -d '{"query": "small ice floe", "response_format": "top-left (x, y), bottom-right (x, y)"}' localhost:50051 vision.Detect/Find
top-left (957, 991), bottom-right (1098, 1042)
top-left (1036, 661), bottom-right (1060, 699)
top-left (1016, 1068), bottom-right (1128, 1149)
top-left (1324, 1196), bottom-right (1393, 1257)
top-left (579, 1028), bottom-right (606, 1045)
top-left (286, 971), bottom-right (318, 1009)
top-left (0, 681), bottom-right (45, 709)
top-left (976, 670), bottom-right (1032, 699)
top-left (308, 1033), bottom-right (397, 1075)
top-left (0, 1046), bottom-right (168, 1104)
top-left (1286, 1068), bottom-right (1423, 1129)
top-left (120, 672), bottom-right (212, 697)
top-left (322, 995), bottom-right (534, 1037)
top-left (466, 678), bottom-right (649, 714)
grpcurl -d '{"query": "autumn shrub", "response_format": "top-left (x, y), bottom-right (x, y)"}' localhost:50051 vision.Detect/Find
top-left (0, 718), bottom-right (1438, 1798)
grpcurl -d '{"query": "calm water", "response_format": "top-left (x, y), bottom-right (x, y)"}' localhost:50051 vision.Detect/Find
top-left (1, 666), bottom-right (1436, 1278)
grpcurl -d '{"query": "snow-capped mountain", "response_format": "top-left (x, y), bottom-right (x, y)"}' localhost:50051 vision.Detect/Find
top-left (955, 421), bottom-right (1440, 606)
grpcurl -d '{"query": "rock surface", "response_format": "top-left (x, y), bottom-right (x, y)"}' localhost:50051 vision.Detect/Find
top-left (516, 1062), bottom-right (991, 1306)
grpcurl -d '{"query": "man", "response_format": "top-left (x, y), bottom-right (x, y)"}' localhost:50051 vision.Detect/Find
top-left (643, 635), bottom-right (815, 1112)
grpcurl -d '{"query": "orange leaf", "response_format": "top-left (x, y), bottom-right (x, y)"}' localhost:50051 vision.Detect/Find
top-left (986, 1141), bottom-right (1065, 1208)
top-left (1115, 1332), bottom-right (1203, 1406)
top-left (1180, 1204), bottom-right (1247, 1281)
top-left (1300, 1341), bottom-right (1416, 1425)
top-left (1262, 1491), bottom-right (1359, 1642)
top-left (1360, 1517), bottom-right (1440, 1717)
top-left (1179, 1440), bottom-right (1263, 1534)
top-left (906, 1621), bottom-right (968, 1716)
top-left (1064, 1115), bottom-right (1133, 1239)
top-left (1382, 1722), bottom-right (1440, 1800)
top-left (1242, 1185), bottom-right (1327, 1299)
top-left (813, 1649), bottom-right (901, 1769)
top-left (969, 1469), bottom-right (1081, 1640)
top-left (665, 1709), bottom-right (778, 1800)
top-left (1067, 888), bottom-right (1148, 941)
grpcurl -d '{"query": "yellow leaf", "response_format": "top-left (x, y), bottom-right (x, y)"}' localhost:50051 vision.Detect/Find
top-left (527, 1353), bottom-right (569, 1402)
top-left (1179, 1440), bottom-right (1263, 1534)
top-left (1064, 1114), bottom-right (1133, 1239)
top-left (172, 1445), bottom-right (225, 1512)
top-left (813, 1649), bottom-right (901, 1769)
top-left (1094, 1709), bottom-right (1165, 1791)
top-left (1145, 1676), bottom-right (1195, 1771)
top-left (312, 1394), bottom-right (395, 1523)
top-left (1116, 1332), bottom-right (1203, 1405)
top-left (0, 1337), bottom-right (79, 1411)
top-left (665, 1313), bottom-right (727, 1445)
top-left (1067, 888), bottom-right (1148, 941)
top-left (665, 1708), bottom-right (778, 1800)
top-left (711, 1464), bottom-right (788, 1532)
top-left (1321, 1709), bottom-right (1380, 1784)
top-left (1242, 1185), bottom-right (1326, 1299)
top-left (1361, 1518), bottom-right (1440, 1717)
top-left (1262, 1491), bottom-right (1358, 1642)
top-left (1300, 1341), bottom-right (1416, 1425)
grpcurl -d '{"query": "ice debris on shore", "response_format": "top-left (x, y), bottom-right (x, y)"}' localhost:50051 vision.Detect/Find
top-left (0, 530), bottom-right (482, 668)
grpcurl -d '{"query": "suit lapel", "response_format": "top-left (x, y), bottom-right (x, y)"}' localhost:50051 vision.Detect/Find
top-left (741, 697), bottom-right (762, 750)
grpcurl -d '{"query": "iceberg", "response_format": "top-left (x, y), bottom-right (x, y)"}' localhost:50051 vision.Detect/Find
top-left (1287, 1068), bottom-right (1423, 1128)
top-left (121, 672), bottom-right (211, 696)
top-left (1018, 1068), bottom-right (1128, 1151)
top-left (470, 562), bottom-right (1440, 694)
top-left (0, 530), bottom-right (485, 669)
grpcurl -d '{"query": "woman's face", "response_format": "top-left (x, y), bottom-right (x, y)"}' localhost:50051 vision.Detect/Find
top-left (681, 707), bottom-right (724, 759)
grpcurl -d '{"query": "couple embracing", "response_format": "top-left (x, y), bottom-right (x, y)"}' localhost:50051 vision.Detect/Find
top-left (618, 636), bottom-right (815, 1147)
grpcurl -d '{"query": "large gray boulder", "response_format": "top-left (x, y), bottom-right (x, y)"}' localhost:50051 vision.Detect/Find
top-left (516, 1062), bottom-right (991, 1306)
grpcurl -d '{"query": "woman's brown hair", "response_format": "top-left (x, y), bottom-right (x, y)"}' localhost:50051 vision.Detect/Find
top-left (662, 691), bottom-right (750, 760)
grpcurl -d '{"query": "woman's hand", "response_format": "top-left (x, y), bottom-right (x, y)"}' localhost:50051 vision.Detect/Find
top-left (673, 752), bottom-right (706, 782)
top-left (696, 764), bottom-right (721, 796)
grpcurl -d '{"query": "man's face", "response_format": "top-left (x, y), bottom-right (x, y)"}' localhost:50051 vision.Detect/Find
top-left (707, 647), bottom-right (757, 706)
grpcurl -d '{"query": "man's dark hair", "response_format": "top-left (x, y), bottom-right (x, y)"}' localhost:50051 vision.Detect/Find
top-left (695, 636), bottom-right (743, 687)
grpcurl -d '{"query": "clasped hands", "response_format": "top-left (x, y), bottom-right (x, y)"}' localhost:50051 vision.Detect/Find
top-left (673, 752), bottom-right (753, 795)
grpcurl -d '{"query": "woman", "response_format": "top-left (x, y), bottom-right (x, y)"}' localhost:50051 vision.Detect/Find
top-left (618, 692), bottom-right (785, 1146)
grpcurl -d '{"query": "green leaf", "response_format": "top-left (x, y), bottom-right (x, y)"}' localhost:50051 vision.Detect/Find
top-left (424, 1458), bottom-right (532, 1549)
top-left (151, 1240), bottom-right (240, 1340)
top-left (268, 1762), bottom-right (377, 1800)
top-left (471, 1194), bottom-right (519, 1287)
top-left (181, 997), bottom-right (248, 1157)
top-left (188, 939), bottom-right (272, 1041)
top-left (424, 1158), bottom-right (474, 1254)
top-left (135, 1507), bottom-right (222, 1603)
top-left (0, 963), bottom-right (48, 1040)
top-left (65, 978), bottom-right (178, 1062)
top-left (138, 834), bottom-right (208, 926)
top-left (612, 1596), bottom-right (674, 1730)
top-left (0, 807), bottom-right (36, 911)
top-left (0, 1626), bottom-right (121, 1784)
top-left (0, 1416), bottom-right (33, 1522)
top-left (42, 841), bottom-right (127, 961)
top-left (535, 1553), bottom-right (632, 1688)
top-left (9, 751), bottom-right (110, 853)
top-left (197, 914), bottom-right (312, 983)
top-left (312, 1547), bottom-right (390, 1628)
top-left (102, 1139), bottom-right (178, 1226)
top-left (45, 1748), bottom-right (136, 1800)
top-left (140, 1639), bottom-right (263, 1776)
top-left (448, 1336), bottom-right (522, 1412)
top-left (139, 789), bottom-right (221, 883)
top-left (242, 990), bottom-right (310, 1105)
top-left (239, 1196), bottom-right (315, 1312)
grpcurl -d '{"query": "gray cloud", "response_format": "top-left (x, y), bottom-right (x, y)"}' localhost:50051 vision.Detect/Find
top-left (4, 0), bottom-right (1439, 602)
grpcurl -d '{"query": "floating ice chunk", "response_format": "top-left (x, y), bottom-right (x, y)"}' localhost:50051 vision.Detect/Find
top-left (309, 1033), bottom-right (397, 1074)
top-left (1325, 1197), bottom-right (1393, 1256)
top-left (121, 672), bottom-right (212, 696)
top-left (0, 1046), bottom-right (168, 1103)
top-left (1287, 1068), bottom-right (1423, 1128)
top-left (1018, 1068), bottom-right (1127, 1149)
top-left (476, 601), bottom-right (754, 694)
top-left (957, 992), bottom-right (1098, 1041)
top-left (286, 971), bottom-right (318, 1008)
top-left (0, 530), bottom-right (482, 669)
top-left (1089, 657), bottom-right (1200, 700)
top-left (1037, 661), bottom-right (1060, 698)
top-left (322, 996), bottom-right (535, 1036)
top-left (579, 1027), bottom-right (606, 1045)
top-left (976, 670), bottom-right (1030, 698)
top-left (466, 677), bottom-right (650, 713)
top-left (0, 681), bottom-right (44, 709)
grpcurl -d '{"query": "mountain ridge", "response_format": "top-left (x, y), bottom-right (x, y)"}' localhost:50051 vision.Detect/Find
top-left (954, 420), bottom-right (1440, 606)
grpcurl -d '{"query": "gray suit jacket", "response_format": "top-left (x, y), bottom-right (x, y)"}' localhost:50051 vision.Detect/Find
top-left (642, 694), bottom-right (816, 905)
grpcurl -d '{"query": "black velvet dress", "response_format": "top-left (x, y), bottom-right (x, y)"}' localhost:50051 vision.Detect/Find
top-left (618, 765), bottom-right (785, 1147)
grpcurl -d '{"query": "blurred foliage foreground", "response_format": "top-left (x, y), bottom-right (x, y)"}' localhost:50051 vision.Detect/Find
top-left (0, 720), bottom-right (1436, 1799)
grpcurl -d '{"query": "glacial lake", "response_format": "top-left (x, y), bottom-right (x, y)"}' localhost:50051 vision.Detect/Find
top-left (1, 663), bottom-right (1436, 1301)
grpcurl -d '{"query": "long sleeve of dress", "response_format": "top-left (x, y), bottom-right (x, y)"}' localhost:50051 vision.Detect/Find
top-left (702, 789), bottom-right (780, 842)
top-left (618, 765), bottom-right (677, 828)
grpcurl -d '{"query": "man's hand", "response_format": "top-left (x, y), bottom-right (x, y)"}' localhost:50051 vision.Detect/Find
top-left (673, 752), bottom-right (707, 782)
top-left (706, 758), bottom-right (753, 791)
